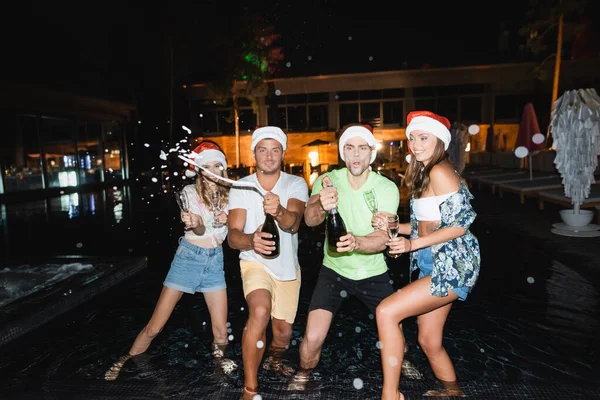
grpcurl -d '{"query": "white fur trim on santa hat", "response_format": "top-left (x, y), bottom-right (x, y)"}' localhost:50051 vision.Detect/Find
top-left (191, 149), bottom-right (227, 171)
top-left (338, 126), bottom-right (377, 164)
top-left (251, 126), bottom-right (287, 151)
top-left (405, 116), bottom-right (451, 150)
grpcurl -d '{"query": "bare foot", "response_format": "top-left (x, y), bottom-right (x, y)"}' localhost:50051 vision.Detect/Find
top-left (104, 354), bottom-right (132, 381)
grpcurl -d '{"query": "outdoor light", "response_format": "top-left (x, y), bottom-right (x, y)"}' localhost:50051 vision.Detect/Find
top-left (308, 151), bottom-right (319, 166)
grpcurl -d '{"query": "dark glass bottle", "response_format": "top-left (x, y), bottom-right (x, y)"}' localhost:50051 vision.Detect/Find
top-left (326, 206), bottom-right (347, 253)
top-left (261, 213), bottom-right (280, 258)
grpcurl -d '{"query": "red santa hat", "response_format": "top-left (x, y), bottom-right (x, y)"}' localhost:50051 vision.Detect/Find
top-left (405, 111), bottom-right (452, 150)
top-left (184, 141), bottom-right (227, 178)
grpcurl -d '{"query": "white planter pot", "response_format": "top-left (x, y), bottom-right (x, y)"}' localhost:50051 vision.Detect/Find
top-left (559, 209), bottom-right (594, 227)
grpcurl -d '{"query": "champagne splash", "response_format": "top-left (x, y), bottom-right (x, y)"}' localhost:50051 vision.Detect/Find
top-left (178, 154), bottom-right (266, 196)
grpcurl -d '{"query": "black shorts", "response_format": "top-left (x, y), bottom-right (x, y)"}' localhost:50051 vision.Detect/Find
top-left (307, 265), bottom-right (394, 315)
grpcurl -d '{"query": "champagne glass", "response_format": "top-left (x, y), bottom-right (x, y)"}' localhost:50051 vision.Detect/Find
top-left (210, 190), bottom-right (224, 228)
top-left (175, 190), bottom-right (191, 229)
top-left (387, 214), bottom-right (400, 258)
top-left (174, 190), bottom-right (189, 213)
top-left (363, 189), bottom-right (378, 215)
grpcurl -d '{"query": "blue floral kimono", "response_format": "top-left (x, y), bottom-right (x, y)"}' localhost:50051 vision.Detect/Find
top-left (409, 182), bottom-right (481, 297)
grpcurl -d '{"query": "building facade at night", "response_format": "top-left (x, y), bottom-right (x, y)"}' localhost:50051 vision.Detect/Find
top-left (184, 59), bottom-right (600, 178)
top-left (0, 82), bottom-right (136, 199)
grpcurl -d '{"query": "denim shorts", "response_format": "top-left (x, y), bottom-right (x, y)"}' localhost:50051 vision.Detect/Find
top-left (164, 237), bottom-right (226, 294)
top-left (417, 247), bottom-right (469, 301)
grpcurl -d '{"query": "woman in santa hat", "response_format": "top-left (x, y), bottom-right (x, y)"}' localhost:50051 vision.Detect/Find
top-left (373, 111), bottom-right (480, 399)
top-left (105, 141), bottom-right (235, 380)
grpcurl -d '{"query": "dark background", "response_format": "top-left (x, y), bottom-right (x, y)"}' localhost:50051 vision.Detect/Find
top-left (2, 0), bottom-right (599, 141)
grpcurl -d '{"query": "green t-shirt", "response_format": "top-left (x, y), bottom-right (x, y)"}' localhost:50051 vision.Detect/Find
top-left (312, 168), bottom-right (400, 280)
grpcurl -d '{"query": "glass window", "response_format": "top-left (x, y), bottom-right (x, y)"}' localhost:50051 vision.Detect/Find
top-left (271, 107), bottom-right (286, 129)
top-left (414, 98), bottom-right (436, 112)
top-left (437, 85), bottom-right (461, 96)
top-left (199, 111), bottom-right (218, 134)
top-left (437, 97), bottom-right (459, 122)
top-left (77, 122), bottom-right (103, 184)
top-left (218, 110), bottom-right (234, 134)
top-left (413, 87), bottom-right (435, 97)
top-left (4, 114), bottom-right (44, 192)
top-left (309, 105), bottom-right (328, 129)
top-left (339, 103), bottom-right (359, 127)
top-left (287, 105), bottom-right (307, 131)
top-left (360, 90), bottom-right (381, 100)
top-left (286, 94), bottom-right (307, 104)
top-left (495, 94), bottom-right (519, 121)
top-left (238, 109), bottom-right (256, 133)
top-left (382, 88), bottom-right (405, 99)
top-left (40, 117), bottom-right (77, 188)
top-left (460, 97), bottom-right (482, 122)
top-left (360, 102), bottom-right (380, 122)
top-left (460, 84), bottom-right (485, 94)
top-left (337, 91), bottom-right (359, 101)
top-left (103, 122), bottom-right (122, 181)
top-left (308, 92), bottom-right (329, 103)
top-left (383, 101), bottom-right (404, 125)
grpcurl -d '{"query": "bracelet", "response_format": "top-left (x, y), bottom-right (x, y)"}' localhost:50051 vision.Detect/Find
top-left (408, 240), bottom-right (412, 252)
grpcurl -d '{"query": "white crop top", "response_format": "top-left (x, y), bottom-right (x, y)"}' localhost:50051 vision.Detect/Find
top-left (413, 191), bottom-right (457, 221)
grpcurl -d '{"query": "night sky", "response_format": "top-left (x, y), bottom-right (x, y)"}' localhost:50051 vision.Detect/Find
top-left (3, 1), bottom-right (598, 106)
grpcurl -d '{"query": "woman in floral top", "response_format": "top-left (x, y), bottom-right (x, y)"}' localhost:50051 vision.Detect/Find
top-left (373, 111), bottom-right (480, 400)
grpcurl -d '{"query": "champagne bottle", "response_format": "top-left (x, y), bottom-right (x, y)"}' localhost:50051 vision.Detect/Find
top-left (326, 204), bottom-right (347, 253)
top-left (261, 213), bottom-right (280, 258)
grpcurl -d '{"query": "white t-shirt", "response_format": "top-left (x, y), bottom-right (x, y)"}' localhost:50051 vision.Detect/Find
top-left (228, 172), bottom-right (309, 281)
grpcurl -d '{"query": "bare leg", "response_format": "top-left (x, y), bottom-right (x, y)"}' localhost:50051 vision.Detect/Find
top-left (263, 318), bottom-right (294, 375)
top-left (418, 302), bottom-right (465, 397)
top-left (376, 277), bottom-right (457, 400)
top-left (204, 289), bottom-right (237, 374)
top-left (241, 289), bottom-right (272, 396)
top-left (105, 286), bottom-right (183, 381)
top-left (203, 289), bottom-right (229, 345)
top-left (129, 286), bottom-right (184, 355)
top-left (299, 309), bottom-right (333, 369)
top-left (288, 309), bottom-right (334, 390)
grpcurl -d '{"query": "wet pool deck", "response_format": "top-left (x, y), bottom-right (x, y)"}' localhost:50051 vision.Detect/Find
top-left (0, 183), bottom-right (599, 399)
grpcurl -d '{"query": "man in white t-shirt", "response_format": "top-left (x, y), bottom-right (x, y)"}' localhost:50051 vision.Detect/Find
top-left (228, 126), bottom-right (309, 400)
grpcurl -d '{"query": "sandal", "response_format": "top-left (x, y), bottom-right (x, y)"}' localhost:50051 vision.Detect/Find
top-left (240, 386), bottom-right (258, 400)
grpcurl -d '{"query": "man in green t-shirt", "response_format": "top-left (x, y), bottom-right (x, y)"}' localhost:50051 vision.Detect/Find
top-left (291, 125), bottom-right (422, 387)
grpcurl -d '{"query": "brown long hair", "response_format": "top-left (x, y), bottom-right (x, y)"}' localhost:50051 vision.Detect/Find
top-left (192, 140), bottom-right (229, 208)
top-left (405, 138), bottom-right (447, 199)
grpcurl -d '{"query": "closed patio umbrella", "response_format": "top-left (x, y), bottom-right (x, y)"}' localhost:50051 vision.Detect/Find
top-left (514, 103), bottom-right (546, 180)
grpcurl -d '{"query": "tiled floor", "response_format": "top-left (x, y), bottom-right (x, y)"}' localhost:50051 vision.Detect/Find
top-left (0, 180), bottom-right (599, 399)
